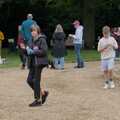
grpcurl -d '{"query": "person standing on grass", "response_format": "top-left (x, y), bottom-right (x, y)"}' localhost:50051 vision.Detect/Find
top-left (98, 26), bottom-right (118, 89)
top-left (21, 14), bottom-right (37, 68)
top-left (17, 25), bottom-right (26, 69)
top-left (69, 20), bottom-right (84, 68)
top-left (21, 13), bottom-right (37, 45)
top-left (52, 24), bottom-right (66, 70)
top-left (26, 24), bottom-right (49, 107)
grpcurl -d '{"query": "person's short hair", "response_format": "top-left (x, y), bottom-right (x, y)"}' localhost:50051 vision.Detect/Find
top-left (31, 24), bottom-right (40, 34)
top-left (27, 13), bottom-right (33, 19)
top-left (102, 26), bottom-right (110, 35)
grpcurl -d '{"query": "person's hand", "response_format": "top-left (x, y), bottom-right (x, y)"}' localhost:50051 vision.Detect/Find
top-left (101, 44), bottom-right (113, 52)
top-left (26, 46), bottom-right (34, 55)
top-left (20, 43), bottom-right (25, 49)
top-left (69, 34), bottom-right (74, 37)
top-left (107, 44), bottom-right (113, 48)
top-left (33, 46), bottom-right (39, 53)
top-left (33, 46), bottom-right (39, 50)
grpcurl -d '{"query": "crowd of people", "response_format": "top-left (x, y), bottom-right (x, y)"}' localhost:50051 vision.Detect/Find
top-left (17, 13), bottom-right (119, 107)
top-left (17, 13), bottom-right (85, 107)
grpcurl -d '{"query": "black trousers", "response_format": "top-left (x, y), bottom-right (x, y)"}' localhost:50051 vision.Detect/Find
top-left (18, 48), bottom-right (26, 66)
top-left (27, 66), bottom-right (44, 100)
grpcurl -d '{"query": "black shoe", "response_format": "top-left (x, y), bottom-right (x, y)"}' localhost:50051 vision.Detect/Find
top-left (21, 64), bottom-right (25, 70)
top-left (42, 91), bottom-right (49, 104)
top-left (29, 100), bottom-right (42, 107)
top-left (74, 65), bottom-right (84, 68)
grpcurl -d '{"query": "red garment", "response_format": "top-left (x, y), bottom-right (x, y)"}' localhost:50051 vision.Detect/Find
top-left (17, 33), bottom-right (24, 45)
top-left (17, 33), bottom-right (25, 49)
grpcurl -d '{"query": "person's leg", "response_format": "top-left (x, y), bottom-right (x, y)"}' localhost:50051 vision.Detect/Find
top-left (101, 59), bottom-right (109, 88)
top-left (79, 44), bottom-right (84, 67)
top-left (22, 53), bottom-right (26, 67)
top-left (108, 69), bottom-right (113, 80)
top-left (59, 57), bottom-right (64, 69)
top-left (103, 70), bottom-right (109, 83)
top-left (118, 48), bottom-right (120, 58)
top-left (54, 58), bottom-right (59, 69)
top-left (108, 58), bottom-right (115, 88)
top-left (18, 48), bottom-right (25, 69)
top-left (74, 44), bottom-right (84, 67)
top-left (27, 68), bottom-right (35, 90)
top-left (34, 66), bottom-right (43, 100)
top-left (74, 44), bottom-right (80, 66)
top-left (115, 49), bottom-right (119, 58)
top-left (49, 59), bottom-right (55, 69)
top-left (29, 65), bottom-right (48, 107)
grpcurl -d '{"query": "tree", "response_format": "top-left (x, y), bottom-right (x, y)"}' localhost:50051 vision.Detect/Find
top-left (0, 0), bottom-right (120, 48)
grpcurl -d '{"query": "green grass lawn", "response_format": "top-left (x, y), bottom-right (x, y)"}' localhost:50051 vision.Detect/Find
top-left (0, 48), bottom-right (100, 68)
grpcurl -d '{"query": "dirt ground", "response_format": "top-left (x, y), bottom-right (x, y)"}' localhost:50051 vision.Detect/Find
top-left (0, 61), bottom-right (120, 120)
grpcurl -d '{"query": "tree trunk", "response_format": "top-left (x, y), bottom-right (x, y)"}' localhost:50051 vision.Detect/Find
top-left (83, 0), bottom-right (95, 49)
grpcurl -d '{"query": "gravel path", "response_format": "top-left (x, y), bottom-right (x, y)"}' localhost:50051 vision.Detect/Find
top-left (0, 62), bottom-right (120, 120)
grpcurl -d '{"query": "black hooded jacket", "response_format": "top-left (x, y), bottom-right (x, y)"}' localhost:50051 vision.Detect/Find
top-left (52, 32), bottom-right (66, 57)
top-left (27, 34), bottom-right (48, 68)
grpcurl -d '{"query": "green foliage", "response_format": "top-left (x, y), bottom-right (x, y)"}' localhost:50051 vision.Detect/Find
top-left (0, 0), bottom-right (120, 48)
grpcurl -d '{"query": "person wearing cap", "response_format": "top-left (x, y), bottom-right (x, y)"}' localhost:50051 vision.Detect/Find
top-left (21, 13), bottom-right (37, 45)
top-left (69, 20), bottom-right (84, 68)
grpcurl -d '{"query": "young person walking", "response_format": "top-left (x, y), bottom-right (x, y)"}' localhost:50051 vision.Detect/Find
top-left (98, 26), bottom-right (118, 89)
top-left (26, 24), bottom-right (49, 107)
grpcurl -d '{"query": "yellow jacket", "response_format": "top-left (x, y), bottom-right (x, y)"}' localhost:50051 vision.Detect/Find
top-left (0, 31), bottom-right (4, 41)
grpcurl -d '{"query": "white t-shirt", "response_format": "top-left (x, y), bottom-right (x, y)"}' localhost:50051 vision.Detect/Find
top-left (98, 36), bottom-right (118, 60)
top-left (73, 26), bottom-right (84, 44)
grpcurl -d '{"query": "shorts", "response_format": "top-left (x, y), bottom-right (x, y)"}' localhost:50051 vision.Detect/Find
top-left (101, 58), bottom-right (114, 71)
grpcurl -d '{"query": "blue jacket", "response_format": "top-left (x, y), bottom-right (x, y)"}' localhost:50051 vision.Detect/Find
top-left (21, 19), bottom-right (36, 44)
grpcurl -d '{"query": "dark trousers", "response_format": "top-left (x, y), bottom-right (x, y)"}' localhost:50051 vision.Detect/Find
top-left (116, 48), bottom-right (120, 58)
top-left (19, 48), bottom-right (26, 66)
top-left (27, 66), bottom-right (44, 100)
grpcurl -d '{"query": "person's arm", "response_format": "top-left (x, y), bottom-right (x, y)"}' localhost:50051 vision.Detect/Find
top-left (69, 29), bottom-right (81, 40)
top-left (97, 40), bottom-right (108, 52)
top-left (69, 34), bottom-right (75, 38)
top-left (106, 38), bottom-right (118, 50)
top-left (113, 38), bottom-right (118, 49)
top-left (75, 27), bottom-right (83, 40)
top-left (33, 38), bottom-right (48, 57)
top-left (21, 23), bottom-right (25, 39)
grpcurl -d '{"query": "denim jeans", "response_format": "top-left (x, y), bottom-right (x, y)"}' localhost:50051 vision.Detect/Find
top-left (74, 44), bottom-right (84, 66)
top-left (54, 57), bottom-right (64, 69)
